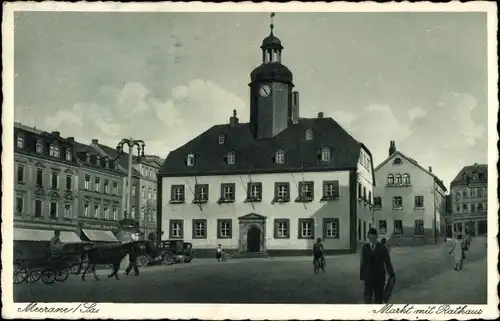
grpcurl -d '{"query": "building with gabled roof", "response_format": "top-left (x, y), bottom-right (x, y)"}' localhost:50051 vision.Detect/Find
top-left (158, 20), bottom-right (376, 257)
top-left (373, 141), bottom-right (447, 246)
top-left (449, 163), bottom-right (488, 236)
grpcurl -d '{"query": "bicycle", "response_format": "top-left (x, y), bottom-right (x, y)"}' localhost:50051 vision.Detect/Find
top-left (313, 256), bottom-right (326, 274)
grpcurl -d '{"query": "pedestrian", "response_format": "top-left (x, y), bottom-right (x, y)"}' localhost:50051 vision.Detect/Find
top-left (449, 234), bottom-right (465, 271)
top-left (49, 230), bottom-right (64, 259)
top-left (359, 228), bottom-right (396, 304)
top-left (380, 237), bottom-right (391, 253)
top-left (216, 244), bottom-right (224, 262)
top-left (123, 242), bottom-right (140, 276)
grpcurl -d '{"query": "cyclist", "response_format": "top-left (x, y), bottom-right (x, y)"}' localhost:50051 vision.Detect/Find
top-left (312, 237), bottom-right (325, 269)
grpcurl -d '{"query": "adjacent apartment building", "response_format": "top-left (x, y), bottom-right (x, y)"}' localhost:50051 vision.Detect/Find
top-left (373, 141), bottom-right (447, 246)
top-left (157, 24), bottom-right (375, 257)
top-left (450, 163), bottom-right (488, 237)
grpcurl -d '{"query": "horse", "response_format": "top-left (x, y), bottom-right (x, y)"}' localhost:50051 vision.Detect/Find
top-left (74, 242), bottom-right (136, 281)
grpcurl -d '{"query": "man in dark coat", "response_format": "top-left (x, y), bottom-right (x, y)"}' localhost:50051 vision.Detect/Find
top-left (123, 242), bottom-right (140, 276)
top-left (359, 228), bottom-right (395, 303)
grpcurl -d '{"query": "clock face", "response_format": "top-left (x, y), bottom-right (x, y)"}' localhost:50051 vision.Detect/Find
top-left (259, 84), bottom-right (271, 97)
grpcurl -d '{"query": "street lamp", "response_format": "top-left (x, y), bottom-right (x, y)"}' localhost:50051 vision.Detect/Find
top-left (116, 138), bottom-right (145, 220)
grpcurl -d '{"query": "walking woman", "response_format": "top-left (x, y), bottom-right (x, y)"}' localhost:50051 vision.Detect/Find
top-left (449, 234), bottom-right (465, 271)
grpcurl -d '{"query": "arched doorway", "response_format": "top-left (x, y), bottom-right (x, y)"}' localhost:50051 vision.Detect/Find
top-left (247, 227), bottom-right (261, 252)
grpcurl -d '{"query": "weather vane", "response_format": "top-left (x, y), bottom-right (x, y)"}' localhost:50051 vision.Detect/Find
top-left (270, 12), bottom-right (275, 34)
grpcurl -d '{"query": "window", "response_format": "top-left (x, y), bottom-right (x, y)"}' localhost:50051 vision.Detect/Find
top-left (394, 158), bottom-right (402, 164)
top-left (112, 182), bottom-right (118, 195)
top-left (194, 184), bottom-right (209, 203)
top-left (323, 218), bottom-right (339, 239)
top-left (103, 180), bottom-right (109, 194)
top-left (17, 165), bottom-right (25, 183)
top-left (94, 178), bottom-right (100, 192)
top-left (16, 197), bottom-right (24, 214)
top-left (51, 172), bottom-right (58, 189)
top-left (368, 191), bottom-right (372, 204)
top-left (65, 149), bottom-right (72, 161)
top-left (131, 206), bottom-right (136, 218)
top-left (274, 219), bottom-right (290, 238)
top-left (247, 182), bottom-right (262, 201)
top-left (363, 187), bottom-right (367, 200)
top-left (470, 188), bottom-right (475, 197)
top-left (193, 219), bottom-right (207, 239)
top-left (275, 150), bottom-right (285, 164)
top-left (358, 183), bottom-right (362, 199)
top-left (50, 202), bottom-right (58, 219)
top-left (298, 181), bottom-right (314, 201)
top-left (378, 220), bottom-right (387, 234)
top-left (478, 188), bottom-right (484, 197)
top-left (274, 182), bottom-right (290, 201)
top-left (170, 185), bottom-right (185, 203)
top-left (227, 151), bottom-right (236, 165)
top-left (153, 189), bottom-right (157, 200)
top-left (462, 189), bottom-right (467, 198)
top-left (64, 204), bottom-right (71, 218)
top-left (49, 145), bottom-right (55, 157)
top-left (220, 183), bottom-right (235, 201)
top-left (94, 204), bottom-right (100, 218)
top-left (305, 129), bottom-right (313, 140)
top-left (36, 141), bottom-right (43, 153)
top-left (374, 197), bottom-right (382, 208)
top-left (414, 196), bottom-right (424, 209)
top-left (112, 208), bottom-right (118, 220)
top-left (35, 200), bottom-right (42, 217)
top-left (36, 169), bottom-right (43, 186)
top-left (478, 203), bottom-right (483, 212)
top-left (321, 147), bottom-right (330, 162)
top-left (218, 134), bottom-right (225, 144)
top-left (471, 203), bottom-right (476, 212)
top-left (17, 136), bottom-right (24, 148)
top-left (84, 202), bottom-right (89, 216)
top-left (456, 204), bottom-right (460, 212)
top-left (132, 185), bottom-right (136, 196)
top-left (403, 173), bottom-right (411, 185)
top-left (105, 158), bottom-right (109, 168)
top-left (414, 220), bottom-right (424, 235)
top-left (393, 196), bottom-right (403, 209)
top-left (387, 174), bottom-right (394, 185)
top-left (140, 207), bottom-right (145, 221)
top-left (170, 220), bottom-right (183, 239)
top-left (84, 175), bottom-right (90, 190)
top-left (456, 191), bottom-right (461, 200)
top-left (65, 175), bottom-right (72, 190)
top-left (142, 186), bottom-right (145, 198)
top-left (104, 207), bottom-right (110, 220)
top-left (187, 154), bottom-right (195, 166)
top-left (395, 174), bottom-right (402, 185)
top-left (217, 219), bottom-right (232, 238)
top-left (462, 204), bottom-right (468, 212)
top-left (298, 219), bottom-right (314, 239)
top-left (394, 220), bottom-right (403, 234)
top-left (148, 188), bottom-right (152, 199)
top-left (322, 181), bottom-right (340, 200)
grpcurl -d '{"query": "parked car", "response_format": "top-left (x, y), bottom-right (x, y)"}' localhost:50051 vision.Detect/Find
top-left (157, 240), bottom-right (194, 264)
top-left (133, 241), bottom-right (173, 267)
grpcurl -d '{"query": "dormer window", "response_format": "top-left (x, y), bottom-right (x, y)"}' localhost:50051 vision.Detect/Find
top-left (305, 129), bottom-right (313, 140)
top-left (472, 171), bottom-right (478, 180)
top-left (218, 134), bottom-right (225, 145)
top-left (393, 158), bottom-right (402, 164)
top-left (86, 153), bottom-right (90, 163)
top-left (227, 151), bottom-right (235, 165)
top-left (105, 157), bottom-right (110, 168)
top-left (16, 136), bottom-right (24, 148)
top-left (321, 147), bottom-right (331, 162)
top-left (36, 141), bottom-right (43, 153)
top-left (49, 145), bottom-right (60, 157)
top-left (187, 154), bottom-right (195, 167)
top-left (65, 149), bottom-right (72, 161)
top-left (275, 150), bottom-right (285, 164)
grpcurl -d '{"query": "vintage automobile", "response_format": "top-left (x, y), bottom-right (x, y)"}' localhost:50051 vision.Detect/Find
top-left (156, 240), bottom-right (194, 264)
top-left (133, 240), bottom-right (194, 267)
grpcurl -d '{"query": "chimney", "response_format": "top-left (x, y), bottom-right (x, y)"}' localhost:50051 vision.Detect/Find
top-left (229, 109), bottom-right (239, 128)
top-left (317, 112), bottom-right (324, 119)
top-left (291, 91), bottom-right (300, 124)
top-left (388, 141), bottom-right (396, 156)
top-left (91, 139), bottom-right (99, 145)
top-left (473, 162), bottom-right (478, 166)
top-left (51, 131), bottom-right (60, 137)
top-left (428, 166), bottom-right (432, 173)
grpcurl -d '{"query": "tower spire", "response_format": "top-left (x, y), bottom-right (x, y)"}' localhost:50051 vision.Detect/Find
top-left (270, 12), bottom-right (275, 35)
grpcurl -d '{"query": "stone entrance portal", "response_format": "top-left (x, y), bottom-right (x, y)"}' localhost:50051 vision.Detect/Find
top-left (238, 213), bottom-right (267, 253)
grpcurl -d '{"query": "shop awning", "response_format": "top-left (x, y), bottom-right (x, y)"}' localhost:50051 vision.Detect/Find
top-left (14, 228), bottom-right (82, 243)
top-left (81, 229), bottom-right (119, 242)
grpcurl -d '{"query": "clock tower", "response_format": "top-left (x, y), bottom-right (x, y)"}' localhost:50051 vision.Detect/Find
top-left (249, 13), bottom-right (294, 139)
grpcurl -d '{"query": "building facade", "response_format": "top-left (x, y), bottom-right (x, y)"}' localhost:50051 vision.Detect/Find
top-left (373, 141), bottom-right (447, 246)
top-left (158, 23), bottom-right (375, 257)
top-left (14, 123), bottom-right (81, 241)
top-left (450, 163), bottom-right (488, 237)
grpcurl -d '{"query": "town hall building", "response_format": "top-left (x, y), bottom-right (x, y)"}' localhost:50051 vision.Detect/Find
top-left (157, 19), bottom-right (376, 257)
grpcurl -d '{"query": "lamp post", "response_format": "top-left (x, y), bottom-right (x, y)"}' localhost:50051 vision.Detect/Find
top-left (116, 138), bottom-right (145, 221)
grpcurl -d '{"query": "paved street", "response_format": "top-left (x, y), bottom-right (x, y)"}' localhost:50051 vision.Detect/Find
top-left (14, 240), bottom-right (487, 304)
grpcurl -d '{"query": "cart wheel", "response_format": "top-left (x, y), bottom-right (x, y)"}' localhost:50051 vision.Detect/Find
top-left (13, 264), bottom-right (28, 284)
top-left (162, 253), bottom-right (174, 265)
top-left (41, 269), bottom-right (56, 285)
top-left (26, 269), bottom-right (42, 283)
top-left (136, 255), bottom-right (149, 267)
top-left (55, 269), bottom-right (69, 282)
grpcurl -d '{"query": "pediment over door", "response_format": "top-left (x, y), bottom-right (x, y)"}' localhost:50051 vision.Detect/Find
top-left (238, 213), bottom-right (267, 221)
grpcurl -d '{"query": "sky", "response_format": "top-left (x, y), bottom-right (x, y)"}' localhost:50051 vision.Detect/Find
top-left (13, 11), bottom-right (489, 188)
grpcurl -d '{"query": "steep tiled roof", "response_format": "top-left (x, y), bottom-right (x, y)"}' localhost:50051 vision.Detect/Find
top-left (450, 164), bottom-right (488, 187)
top-left (97, 143), bottom-right (142, 177)
top-left (72, 141), bottom-right (125, 176)
top-left (159, 117), bottom-right (371, 177)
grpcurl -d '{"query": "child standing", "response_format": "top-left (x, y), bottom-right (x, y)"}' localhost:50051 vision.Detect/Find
top-left (216, 244), bottom-right (223, 262)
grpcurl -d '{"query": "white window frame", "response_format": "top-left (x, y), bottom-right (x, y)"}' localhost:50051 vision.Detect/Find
top-left (36, 141), bottom-right (43, 153)
top-left (220, 221), bottom-right (230, 238)
top-left (276, 150), bottom-right (285, 164)
top-left (393, 196), bottom-right (403, 209)
top-left (17, 136), bottom-right (24, 148)
top-left (277, 221), bottom-right (288, 238)
top-left (94, 204), bottom-right (100, 218)
top-left (218, 134), bottom-right (225, 144)
top-left (49, 202), bottom-right (58, 219)
top-left (132, 206), bottom-right (136, 217)
top-left (132, 185), bottom-right (136, 196)
top-left (153, 189), bottom-right (156, 200)
top-left (173, 187), bottom-right (184, 201)
top-left (50, 172), bottom-right (59, 189)
top-left (414, 196), bottom-right (424, 209)
top-left (187, 154), bottom-right (195, 166)
top-left (277, 184), bottom-right (289, 198)
top-left (112, 208), bottom-right (118, 220)
top-left (227, 151), bottom-right (235, 164)
top-left (65, 175), bottom-right (72, 190)
top-left (54, 146), bottom-right (60, 157)
top-left (64, 204), bottom-right (71, 218)
top-left (84, 202), bottom-right (89, 216)
top-left (17, 165), bottom-right (25, 183)
top-left (223, 185), bottom-right (234, 199)
top-left (325, 220), bottom-right (338, 238)
top-left (300, 221), bottom-right (313, 238)
top-left (305, 129), bottom-right (313, 140)
top-left (142, 186), bottom-right (145, 198)
top-left (104, 180), bottom-right (109, 194)
top-left (148, 188), bottom-right (152, 199)
top-left (301, 182), bottom-right (313, 198)
top-left (321, 147), bottom-right (331, 162)
top-left (94, 178), bottom-right (100, 192)
top-left (395, 174), bottom-right (402, 185)
top-left (194, 221), bottom-right (206, 238)
top-left (172, 222), bottom-right (182, 238)
top-left (378, 220), bottom-right (387, 234)
top-left (250, 184), bottom-right (261, 199)
top-left (84, 176), bottom-right (90, 190)
top-left (104, 207), bottom-right (110, 220)
top-left (197, 186), bottom-right (208, 200)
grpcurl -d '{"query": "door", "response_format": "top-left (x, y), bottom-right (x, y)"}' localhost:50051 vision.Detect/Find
top-left (247, 227), bottom-right (261, 252)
